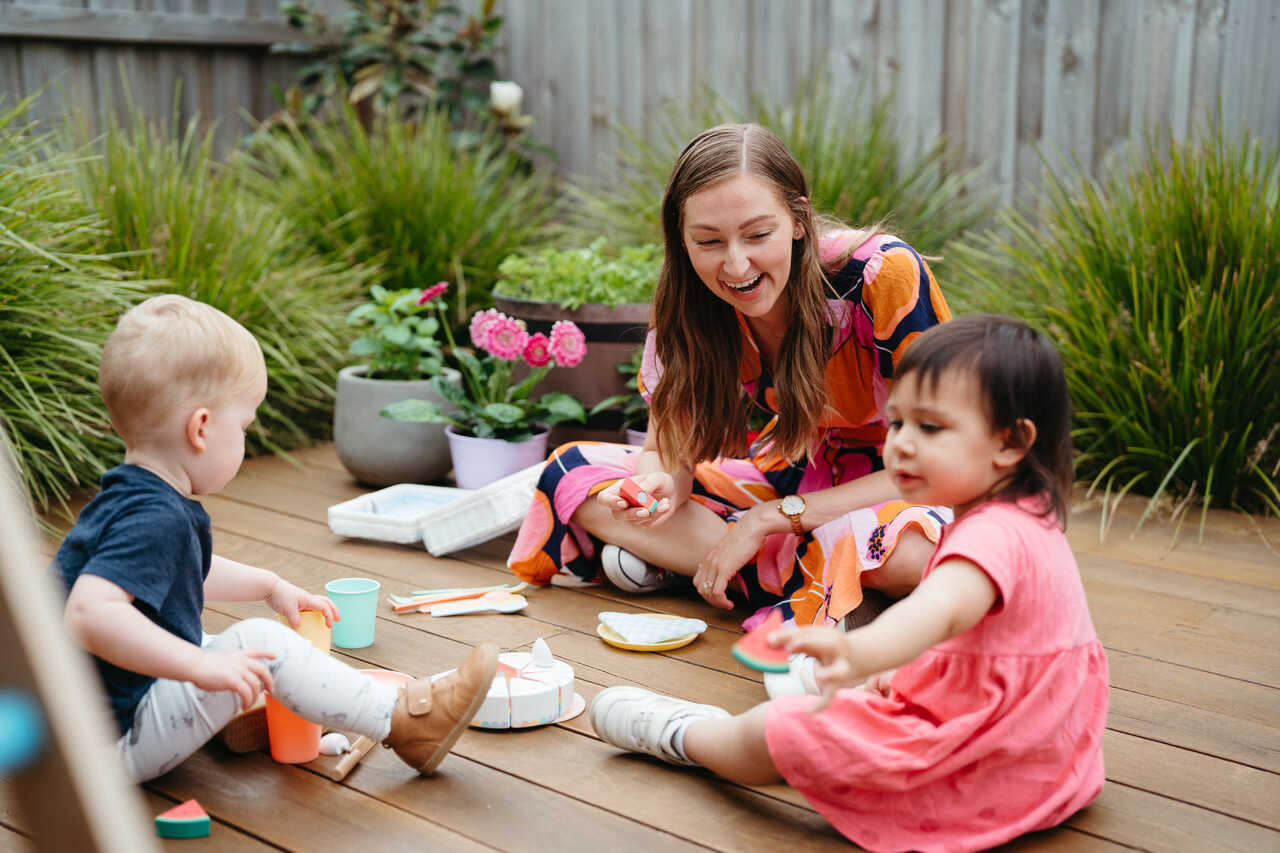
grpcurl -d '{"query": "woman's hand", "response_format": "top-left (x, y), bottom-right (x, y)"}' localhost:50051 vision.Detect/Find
top-left (597, 471), bottom-right (678, 528)
top-left (693, 516), bottom-right (768, 609)
top-left (266, 578), bottom-right (340, 628)
top-left (192, 648), bottom-right (276, 710)
top-left (770, 626), bottom-right (864, 709)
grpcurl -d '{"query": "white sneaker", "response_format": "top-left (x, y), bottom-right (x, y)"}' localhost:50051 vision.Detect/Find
top-left (600, 544), bottom-right (683, 594)
top-left (589, 686), bottom-right (729, 765)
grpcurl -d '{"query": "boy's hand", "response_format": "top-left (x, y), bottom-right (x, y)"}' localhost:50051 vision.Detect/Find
top-left (192, 649), bottom-right (276, 710)
top-left (770, 626), bottom-right (864, 710)
top-left (266, 579), bottom-right (340, 627)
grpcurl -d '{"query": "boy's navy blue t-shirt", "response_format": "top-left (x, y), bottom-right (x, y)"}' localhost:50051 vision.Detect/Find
top-left (53, 464), bottom-right (212, 735)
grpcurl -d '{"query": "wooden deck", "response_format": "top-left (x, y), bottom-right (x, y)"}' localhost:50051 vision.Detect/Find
top-left (10, 443), bottom-right (1280, 852)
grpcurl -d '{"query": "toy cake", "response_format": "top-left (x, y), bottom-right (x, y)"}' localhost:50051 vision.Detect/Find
top-left (471, 638), bottom-right (579, 729)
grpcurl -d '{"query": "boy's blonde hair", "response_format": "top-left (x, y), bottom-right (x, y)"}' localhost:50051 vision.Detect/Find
top-left (99, 294), bottom-right (264, 445)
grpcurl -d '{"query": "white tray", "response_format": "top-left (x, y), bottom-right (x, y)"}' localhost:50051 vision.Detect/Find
top-left (418, 462), bottom-right (543, 556)
top-left (327, 484), bottom-right (468, 544)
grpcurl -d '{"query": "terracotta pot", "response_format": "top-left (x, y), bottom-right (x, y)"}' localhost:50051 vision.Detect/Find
top-left (333, 366), bottom-right (460, 487)
top-left (445, 425), bottom-right (550, 489)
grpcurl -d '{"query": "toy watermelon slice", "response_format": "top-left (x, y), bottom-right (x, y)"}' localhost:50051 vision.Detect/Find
top-left (731, 609), bottom-right (791, 673)
top-left (155, 799), bottom-right (210, 839)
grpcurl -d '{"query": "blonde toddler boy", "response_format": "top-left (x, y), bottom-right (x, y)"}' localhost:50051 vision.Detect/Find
top-left (55, 294), bottom-right (495, 781)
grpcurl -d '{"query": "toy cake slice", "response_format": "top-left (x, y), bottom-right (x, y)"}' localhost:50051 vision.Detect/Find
top-left (155, 798), bottom-right (210, 838)
top-left (731, 609), bottom-right (792, 673)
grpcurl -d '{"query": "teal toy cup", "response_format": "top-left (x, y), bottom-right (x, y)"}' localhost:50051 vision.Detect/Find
top-left (325, 577), bottom-right (381, 649)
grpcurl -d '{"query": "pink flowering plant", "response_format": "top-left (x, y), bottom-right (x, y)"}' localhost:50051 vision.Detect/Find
top-left (382, 303), bottom-right (587, 442)
top-left (346, 282), bottom-right (450, 380)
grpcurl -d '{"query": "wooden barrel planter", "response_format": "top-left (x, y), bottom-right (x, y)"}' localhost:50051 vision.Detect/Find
top-left (493, 294), bottom-right (650, 445)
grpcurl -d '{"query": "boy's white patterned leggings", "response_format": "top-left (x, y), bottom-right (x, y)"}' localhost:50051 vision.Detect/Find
top-left (116, 617), bottom-right (399, 781)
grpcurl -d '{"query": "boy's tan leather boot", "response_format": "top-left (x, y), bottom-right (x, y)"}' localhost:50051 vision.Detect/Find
top-left (384, 643), bottom-right (498, 774)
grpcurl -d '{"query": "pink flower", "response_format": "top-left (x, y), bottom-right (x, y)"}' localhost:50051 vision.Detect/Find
top-left (469, 309), bottom-right (501, 348)
top-left (548, 320), bottom-right (586, 367)
top-left (522, 332), bottom-right (552, 367)
top-left (417, 281), bottom-right (448, 306)
top-left (483, 314), bottom-right (529, 361)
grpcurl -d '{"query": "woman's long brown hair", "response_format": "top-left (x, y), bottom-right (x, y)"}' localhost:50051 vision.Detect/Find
top-left (650, 124), bottom-right (833, 469)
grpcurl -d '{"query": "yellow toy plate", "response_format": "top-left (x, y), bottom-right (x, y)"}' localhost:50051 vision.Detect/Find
top-left (596, 617), bottom-right (699, 652)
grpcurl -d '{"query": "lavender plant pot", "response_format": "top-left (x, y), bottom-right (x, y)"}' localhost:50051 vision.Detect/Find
top-left (334, 366), bottom-right (461, 487)
top-left (445, 425), bottom-right (550, 489)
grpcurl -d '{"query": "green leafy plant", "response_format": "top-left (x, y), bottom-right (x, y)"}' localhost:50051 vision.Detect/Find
top-left (494, 239), bottom-right (661, 309)
top-left (560, 75), bottom-right (994, 260)
top-left (244, 104), bottom-right (557, 323)
top-left (948, 123), bottom-right (1280, 522)
top-left (382, 307), bottom-right (586, 442)
top-left (275, 0), bottom-right (503, 138)
top-left (67, 102), bottom-right (374, 455)
top-left (0, 98), bottom-right (141, 516)
top-left (347, 282), bottom-right (449, 379)
top-left (589, 346), bottom-right (648, 431)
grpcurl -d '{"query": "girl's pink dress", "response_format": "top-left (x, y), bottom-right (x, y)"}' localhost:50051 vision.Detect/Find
top-left (765, 499), bottom-right (1109, 853)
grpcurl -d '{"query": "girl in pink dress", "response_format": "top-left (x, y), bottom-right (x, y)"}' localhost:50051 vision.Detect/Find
top-left (590, 314), bottom-right (1109, 852)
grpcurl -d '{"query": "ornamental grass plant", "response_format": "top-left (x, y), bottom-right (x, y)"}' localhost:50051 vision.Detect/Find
top-left (561, 76), bottom-right (993, 260)
top-left (66, 105), bottom-right (372, 454)
top-left (243, 105), bottom-right (558, 323)
top-left (0, 99), bottom-right (139, 515)
top-left (948, 124), bottom-right (1280, 523)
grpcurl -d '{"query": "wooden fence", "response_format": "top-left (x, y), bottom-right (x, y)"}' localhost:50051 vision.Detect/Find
top-left (1, 0), bottom-right (1277, 204)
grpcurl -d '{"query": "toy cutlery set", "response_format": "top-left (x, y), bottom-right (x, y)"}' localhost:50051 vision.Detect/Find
top-left (388, 582), bottom-right (528, 617)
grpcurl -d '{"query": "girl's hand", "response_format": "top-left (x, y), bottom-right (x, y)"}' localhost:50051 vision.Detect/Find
top-left (266, 579), bottom-right (339, 628)
top-left (192, 649), bottom-right (276, 710)
top-left (597, 472), bottom-right (678, 527)
top-left (693, 519), bottom-right (767, 609)
top-left (770, 626), bottom-right (864, 709)
top-left (862, 669), bottom-right (896, 697)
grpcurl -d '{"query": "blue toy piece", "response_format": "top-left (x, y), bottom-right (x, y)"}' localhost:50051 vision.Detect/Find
top-left (0, 690), bottom-right (46, 773)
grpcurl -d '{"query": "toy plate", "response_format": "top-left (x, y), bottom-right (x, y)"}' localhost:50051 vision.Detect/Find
top-left (596, 618), bottom-right (699, 652)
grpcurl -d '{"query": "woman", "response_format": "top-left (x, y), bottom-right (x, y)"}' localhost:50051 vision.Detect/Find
top-left (508, 123), bottom-right (951, 629)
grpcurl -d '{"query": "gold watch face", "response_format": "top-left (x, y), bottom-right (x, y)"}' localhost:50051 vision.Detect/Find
top-left (779, 495), bottom-right (805, 517)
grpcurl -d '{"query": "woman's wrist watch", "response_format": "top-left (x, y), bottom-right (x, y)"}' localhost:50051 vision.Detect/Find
top-left (777, 494), bottom-right (806, 534)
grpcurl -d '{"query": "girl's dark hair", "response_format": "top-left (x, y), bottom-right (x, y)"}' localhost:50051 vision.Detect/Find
top-left (895, 314), bottom-right (1075, 527)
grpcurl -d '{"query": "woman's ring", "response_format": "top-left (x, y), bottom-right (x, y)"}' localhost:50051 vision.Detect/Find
top-left (702, 581), bottom-right (712, 589)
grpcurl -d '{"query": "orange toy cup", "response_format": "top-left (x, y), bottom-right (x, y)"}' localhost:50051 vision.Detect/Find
top-left (266, 610), bottom-right (331, 764)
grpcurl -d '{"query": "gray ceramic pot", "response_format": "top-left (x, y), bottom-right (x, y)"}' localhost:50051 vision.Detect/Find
top-left (333, 365), bottom-right (461, 487)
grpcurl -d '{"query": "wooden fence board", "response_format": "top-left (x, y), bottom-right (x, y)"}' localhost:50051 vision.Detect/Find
top-left (1014, 0), bottom-right (1047, 211)
top-left (1041, 0), bottom-right (1098, 183)
top-left (1092, 0), bottom-right (1138, 174)
top-left (695, 0), bottom-right (749, 119)
top-left (1187, 0), bottom-right (1227, 138)
top-left (966, 0), bottom-right (1021, 206)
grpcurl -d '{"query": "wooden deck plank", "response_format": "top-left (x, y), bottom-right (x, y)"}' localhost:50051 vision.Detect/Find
top-left (1101, 730), bottom-right (1280, 829)
top-left (1, 780), bottom-right (278, 851)
top-left (146, 749), bottom-right (490, 852)
top-left (1064, 781), bottom-right (1280, 853)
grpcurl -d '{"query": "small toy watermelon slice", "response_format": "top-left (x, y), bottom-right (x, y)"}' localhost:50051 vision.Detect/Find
top-left (731, 609), bottom-right (791, 673)
top-left (155, 799), bottom-right (210, 839)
